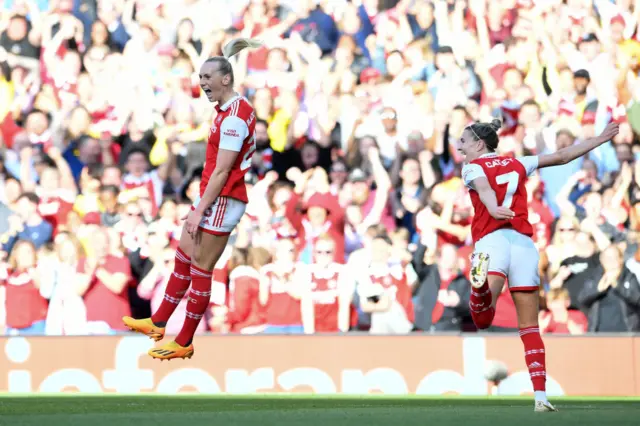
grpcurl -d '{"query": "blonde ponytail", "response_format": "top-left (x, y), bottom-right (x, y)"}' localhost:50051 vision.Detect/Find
top-left (222, 38), bottom-right (263, 59)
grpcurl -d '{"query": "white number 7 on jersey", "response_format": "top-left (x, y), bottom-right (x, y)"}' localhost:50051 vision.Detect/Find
top-left (495, 171), bottom-right (519, 208)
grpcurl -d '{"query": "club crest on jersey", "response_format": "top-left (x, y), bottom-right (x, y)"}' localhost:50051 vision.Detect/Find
top-left (210, 115), bottom-right (223, 135)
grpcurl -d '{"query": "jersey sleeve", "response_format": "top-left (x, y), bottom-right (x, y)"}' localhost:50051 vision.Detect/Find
top-left (219, 115), bottom-right (249, 152)
top-left (461, 163), bottom-right (487, 189)
top-left (517, 156), bottom-right (539, 177)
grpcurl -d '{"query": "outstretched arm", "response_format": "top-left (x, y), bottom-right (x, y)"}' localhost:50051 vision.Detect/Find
top-left (537, 123), bottom-right (619, 169)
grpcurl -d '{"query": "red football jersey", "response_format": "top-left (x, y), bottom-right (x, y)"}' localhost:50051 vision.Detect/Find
top-left (308, 263), bottom-right (344, 333)
top-left (37, 189), bottom-right (75, 232)
top-left (260, 263), bottom-right (302, 326)
top-left (369, 264), bottom-right (415, 323)
top-left (462, 153), bottom-right (538, 243)
top-left (201, 94), bottom-right (256, 203)
top-left (227, 265), bottom-right (266, 332)
top-left (1, 268), bottom-right (48, 329)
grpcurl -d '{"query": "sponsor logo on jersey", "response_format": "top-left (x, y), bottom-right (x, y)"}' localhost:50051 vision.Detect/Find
top-left (224, 129), bottom-right (239, 138)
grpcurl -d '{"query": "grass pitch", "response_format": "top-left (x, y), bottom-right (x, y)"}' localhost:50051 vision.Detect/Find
top-left (0, 395), bottom-right (638, 426)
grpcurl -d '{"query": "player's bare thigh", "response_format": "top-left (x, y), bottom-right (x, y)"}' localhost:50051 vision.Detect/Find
top-left (488, 275), bottom-right (506, 308)
top-left (510, 290), bottom-right (539, 329)
top-left (192, 231), bottom-right (230, 270)
top-left (177, 223), bottom-right (195, 258)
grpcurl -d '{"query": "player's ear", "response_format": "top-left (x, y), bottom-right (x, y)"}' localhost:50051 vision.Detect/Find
top-left (222, 73), bottom-right (232, 86)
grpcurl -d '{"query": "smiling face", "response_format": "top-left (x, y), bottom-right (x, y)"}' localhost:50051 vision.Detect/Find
top-left (457, 128), bottom-right (485, 162)
top-left (199, 60), bottom-right (231, 103)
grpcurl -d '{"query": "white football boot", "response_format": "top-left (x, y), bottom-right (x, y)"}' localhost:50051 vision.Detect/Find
top-left (469, 252), bottom-right (490, 289)
top-left (534, 400), bottom-right (558, 412)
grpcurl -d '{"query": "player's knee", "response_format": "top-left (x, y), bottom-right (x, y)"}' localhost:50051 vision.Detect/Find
top-left (474, 315), bottom-right (493, 329)
top-left (190, 246), bottom-right (207, 269)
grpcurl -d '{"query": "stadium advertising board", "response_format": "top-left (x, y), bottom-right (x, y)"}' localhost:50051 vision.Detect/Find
top-left (0, 335), bottom-right (638, 395)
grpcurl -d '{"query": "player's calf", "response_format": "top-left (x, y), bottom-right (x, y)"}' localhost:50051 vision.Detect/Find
top-left (151, 247), bottom-right (193, 326)
top-left (468, 253), bottom-right (495, 329)
top-left (520, 325), bottom-right (550, 406)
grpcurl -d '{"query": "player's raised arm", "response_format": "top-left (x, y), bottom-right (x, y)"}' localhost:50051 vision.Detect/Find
top-left (536, 123), bottom-right (620, 169)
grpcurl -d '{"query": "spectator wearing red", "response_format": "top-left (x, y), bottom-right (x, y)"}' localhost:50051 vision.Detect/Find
top-left (525, 172), bottom-right (554, 249)
top-left (344, 147), bottom-right (395, 234)
top-left (77, 228), bottom-right (132, 332)
top-left (0, 240), bottom-right (48, 334)
top-left (300, 235), bottom-right (353, 334)
top-left (120, 148), bottom-right (175, 217)
top-left (539, 288), bottom-right (587, 335)
top-left (34, 147), bottom-right (77, 233)
top-left (357, 233), bottom-right (416, 334)
top-left (259, 238), bottom-right (304, 334)
top-left (286, 168), bottom-right (345, 264)
top-left (225, 247), bottom-right (270, 334)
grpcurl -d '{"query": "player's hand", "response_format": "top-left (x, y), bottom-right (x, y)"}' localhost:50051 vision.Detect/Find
top-left (183, 210), bottom-right (203, 237)
top-left (489, 206), bottom-right (515, 220)
top-left (598, 122), bottom-right (620, 143)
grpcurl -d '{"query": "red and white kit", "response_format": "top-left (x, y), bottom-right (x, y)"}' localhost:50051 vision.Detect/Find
top-left (462, 153), bottom-right (540, 291)
top-left (193, 94), bottom-right (257, 235)
top-left (260, 263), bottom-right (302, 326)
top-left (306, 263), bottom-right (346, 333)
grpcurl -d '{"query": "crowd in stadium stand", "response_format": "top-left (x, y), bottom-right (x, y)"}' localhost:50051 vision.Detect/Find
top-left (1, 0), bottom-right (640, 336)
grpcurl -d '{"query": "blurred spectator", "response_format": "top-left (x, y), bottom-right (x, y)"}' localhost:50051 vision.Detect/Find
top-left (223, 247), bottom-right (270, 334)
top-left (1, 192), bottom-right (52, 253)
top-left (300, 235), bottom-right (353, 333)
top-left (0, 240), bottom-right (48, 335)
top-left (579, 246), bottom-right (640, 332)
top-left (259, 237), bottom-right (304, 334)
top-left (42, 232), bottom-right (88, 335)
top-left (551, 230), bottom-right (602, 310)
top-left (412, 243), bottom-right (470, 331)
top-left (77, 228), bottom-right (132, 333)
top-left (285, 167), bottom-right (345, 264)
top-left (356, 233), bottom-right (416, 334)
top-left (539, 288), bottom-right (587, 335)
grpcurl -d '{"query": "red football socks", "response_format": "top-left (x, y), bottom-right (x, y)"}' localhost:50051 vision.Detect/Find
top-left (151, 247), bottom-right (192, 326)
top-left (520, 326), bottom-right (547, 392)
top-left (469, 280), bottom-right (495, 329)
top-left (175, 264), bottom-right (213, 347)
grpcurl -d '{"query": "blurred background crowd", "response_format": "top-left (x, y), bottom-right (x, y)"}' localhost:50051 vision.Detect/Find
top-left (1, 0), bottom-right (640, 337)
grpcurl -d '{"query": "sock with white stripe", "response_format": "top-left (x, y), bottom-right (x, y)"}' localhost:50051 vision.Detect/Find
top-left (469, 280), bottom-right (495, 329)
top-left (519, 326), bottom-right (547, 401)
top-left (175, 264), bottom-right (213, 347)
top-left (151, 247), bottom-right (191, 327)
